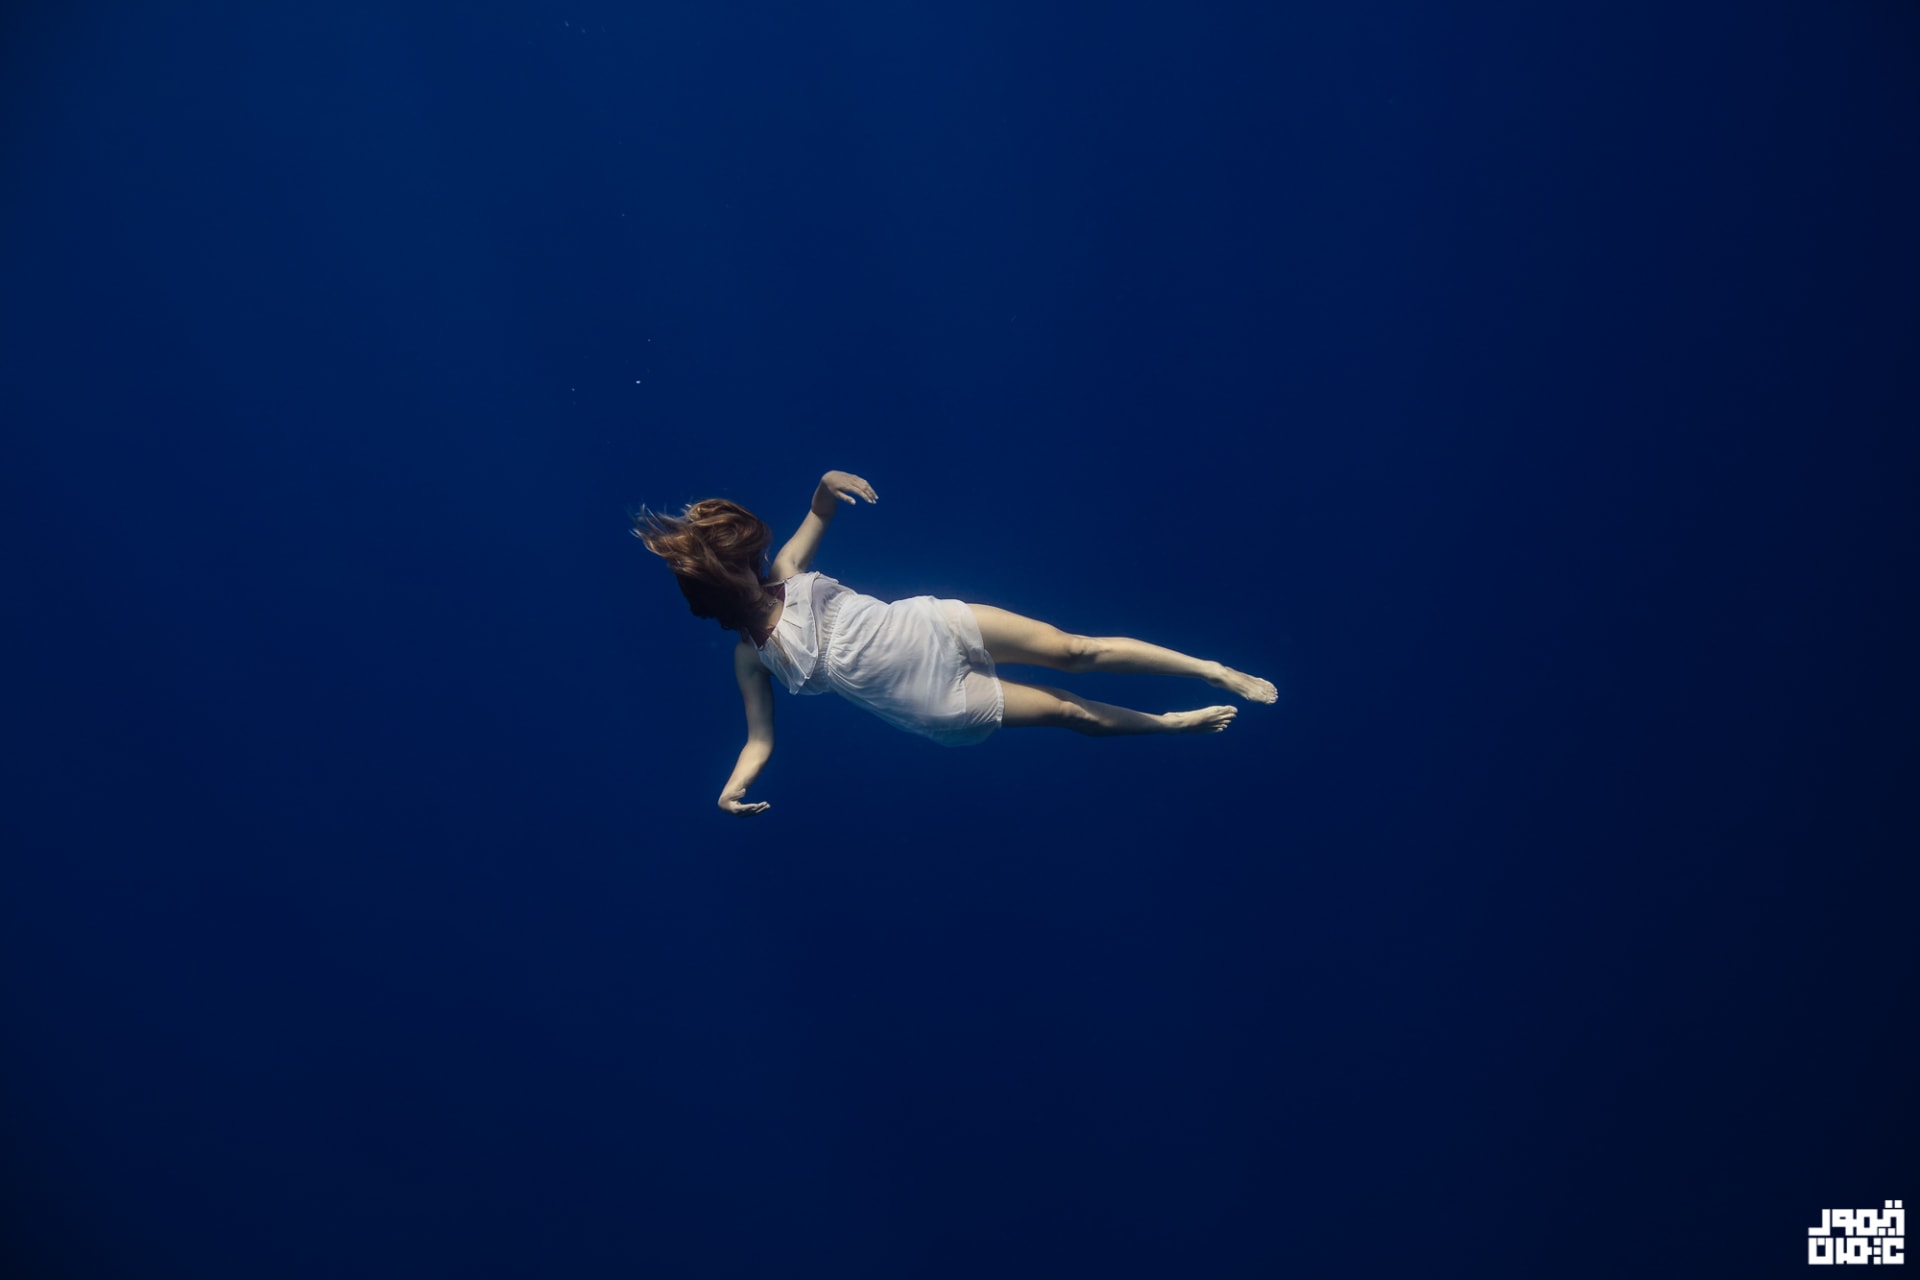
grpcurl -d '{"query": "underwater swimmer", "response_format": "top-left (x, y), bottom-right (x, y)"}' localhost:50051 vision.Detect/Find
top-left (631, 470), bottom-right (1277, 815)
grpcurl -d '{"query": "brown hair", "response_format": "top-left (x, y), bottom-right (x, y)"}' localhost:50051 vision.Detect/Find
top-left (630, 498), bottom-right (774, 633)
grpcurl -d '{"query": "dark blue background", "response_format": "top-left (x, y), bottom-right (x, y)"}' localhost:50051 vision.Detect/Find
top-left (4, 2), bottom-right (1915, 1276)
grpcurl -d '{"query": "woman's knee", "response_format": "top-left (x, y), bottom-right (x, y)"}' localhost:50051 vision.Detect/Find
top-left (1029, 683), bottom-right (1100, 729)
top-left (1061, 633), bottom-right (1103, 673)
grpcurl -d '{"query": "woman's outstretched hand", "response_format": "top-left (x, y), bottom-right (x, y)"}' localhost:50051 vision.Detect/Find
top-left (822, 471), bottom-right (878, 505)
top-left (719, 795), bottom-right (771, 816)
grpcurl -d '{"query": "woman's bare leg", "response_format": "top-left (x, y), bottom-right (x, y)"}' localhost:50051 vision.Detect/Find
top-left (998, 679), bottom-right (1238, 735)
top-left (968, 604), bottom-right (1278, 704)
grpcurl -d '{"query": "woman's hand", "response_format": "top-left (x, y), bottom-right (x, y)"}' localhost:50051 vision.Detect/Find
top-left (821, 471), bottom-right (878, 505)
top-left (719, 795), bottom-right (771, 816)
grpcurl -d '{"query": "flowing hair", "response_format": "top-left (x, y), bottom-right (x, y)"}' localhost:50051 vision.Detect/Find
top-left (629, 498), bottom-right (775, 632)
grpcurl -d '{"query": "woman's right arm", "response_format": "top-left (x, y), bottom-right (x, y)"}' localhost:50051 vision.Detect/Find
top-left (768, 470), bottom-right (878, 580)
top-left (720, 640), bottom-right (776, 815)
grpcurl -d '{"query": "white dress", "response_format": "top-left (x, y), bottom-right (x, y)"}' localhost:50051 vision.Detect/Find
top-left (753, 572), bottom-right (1004, 747)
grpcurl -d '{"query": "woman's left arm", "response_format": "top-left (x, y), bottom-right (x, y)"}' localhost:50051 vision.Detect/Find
top-left (769, 471), bottom-right (877, 579)
top-left (719, 640), bottom-right (776, 815)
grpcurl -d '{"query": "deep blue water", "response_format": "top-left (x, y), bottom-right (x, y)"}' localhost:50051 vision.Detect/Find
top-left (4, 3), bottom-right (1916, 1277)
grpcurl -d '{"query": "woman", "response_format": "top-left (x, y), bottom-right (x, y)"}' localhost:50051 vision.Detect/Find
top-left (633, 470), bottom-right (1277, 815)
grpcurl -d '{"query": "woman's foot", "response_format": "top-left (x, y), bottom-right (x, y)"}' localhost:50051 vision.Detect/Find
top-left (1204, 662), bottom-right (1278, 704)
top-left (1163, 705), bottom-right (1239, 733)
